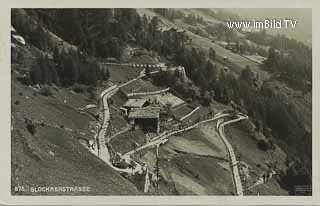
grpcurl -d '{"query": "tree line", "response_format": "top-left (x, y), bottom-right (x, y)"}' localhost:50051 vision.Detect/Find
top-left (30, 48), bottom-right (109, 86)
top-left (248, 30), bottom-right (312, 90)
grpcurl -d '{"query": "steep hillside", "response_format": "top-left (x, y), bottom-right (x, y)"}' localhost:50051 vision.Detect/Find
top-left (11, 10), bottom-right (141, 195)
top-left (136, 9), bottom-right (269, 80)
top-left (136, 8), bottom-right (312, 194)
top-left (11, 8), bottom-right (311, 196)
top-left (11, 76), bottom-right (141, 195)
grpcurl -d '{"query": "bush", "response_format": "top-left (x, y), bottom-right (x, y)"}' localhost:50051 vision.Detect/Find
top-left (14, 100), bottom-right (20, 105)
top-left (73, 84), bottom-right (86, 93)
top-left (26, 122), bottom-right (36, 135)
top-left (87, 86), bottom-right (95, 93)
top-left (257, 139), bottom-right (270, 151)
top-left (40, 86), bottom-right (53, 96)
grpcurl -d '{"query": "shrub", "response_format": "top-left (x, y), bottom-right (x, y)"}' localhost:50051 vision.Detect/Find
top-left (14, 100), bottom-right (20, 105)
top-left (40, 86), bottom-right (53, 96)
top-left (26, 122), bottom-right (36, 135)
top-left (87, 86), bottom-right (95, 93)
top-left (73, 84), bottom-right (86, 93)
top-left (257, 139), bottom-right (270, 151)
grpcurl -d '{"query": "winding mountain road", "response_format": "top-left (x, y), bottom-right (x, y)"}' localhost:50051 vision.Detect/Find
top-left (123, 113), bottom-right (231, 157)
top-left (121, 111), bottom-right (248, 196)
top-left (95, 66), bottom-right (248, 196)
top-left (217, 113), bottom-right (248, 196)
top-left (94, 66), bottom-right (186, 174)
top-left (97, 85), bottom-right (143, 174)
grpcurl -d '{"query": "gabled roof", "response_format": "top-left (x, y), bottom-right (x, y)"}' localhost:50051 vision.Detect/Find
top-left (123, 98), bottom-right (148, 108)
top-left (128, 107), bottom-right (160, 119)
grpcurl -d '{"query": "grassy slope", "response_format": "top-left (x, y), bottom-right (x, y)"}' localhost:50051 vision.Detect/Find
top-left (107, 65), bottom-right (142, 84)
top-left (155, 127), bottom-right (234, 195)
top-left (11, 75), bottom-right (140, 195)
top-left (266, 80), bottom-right (312, 133)
top-left (225, 121), bottom-right (289, 195)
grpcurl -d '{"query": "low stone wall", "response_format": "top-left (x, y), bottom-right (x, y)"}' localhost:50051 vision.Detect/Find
top-left (179, 106), bottom-right (200, 121)
top-left (126, 87), bottom-right (170, 97)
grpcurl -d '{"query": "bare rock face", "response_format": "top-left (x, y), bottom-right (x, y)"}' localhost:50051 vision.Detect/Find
top-left (177, 66), bottom-right (187, 81)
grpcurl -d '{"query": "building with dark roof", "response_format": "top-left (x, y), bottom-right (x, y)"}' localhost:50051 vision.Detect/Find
top-left (128, 107), bottom-right (160, 133)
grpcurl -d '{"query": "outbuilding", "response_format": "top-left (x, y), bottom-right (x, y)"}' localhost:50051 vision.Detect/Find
top-left (128, 107), bottom-right (160, 133)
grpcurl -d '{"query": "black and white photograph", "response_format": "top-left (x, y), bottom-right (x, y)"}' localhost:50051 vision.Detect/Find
top-left (10, 6), bottom-right (313, 199)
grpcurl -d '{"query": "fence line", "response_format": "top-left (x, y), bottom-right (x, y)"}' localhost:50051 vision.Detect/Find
top-left (126, 87), bottom-right (170, 97)
top-left (179, 106), bottom-right (200, 121)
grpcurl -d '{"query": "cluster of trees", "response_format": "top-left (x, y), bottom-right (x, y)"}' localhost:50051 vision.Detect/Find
top-left (20, 9), bottom-right (144, 60)
top-left (153, 8), bottom-right (241, 25)
top-left (247, 30), bottom-right (310, 53)
top-left (183, 13), bottom-right (206, 26)
top-left (11, 9), bottom-right (53, 51)
top-left (153, 8), bottom-right (207, 25)
top-left (13, 8), bottom-right (189, 88)
top-left (174, 47), bottom-right (218, 91)
top-left (29, 9), bottom-right (189, 62)
top-left (264, 46), bottom-right (311, 90)
top-left (188, 27), bottom-right (210, 38)
top-left (152, 9), bottom-right (185, 20)
top-left (30, 54), bottom-right (58, 85)
top-left (248, 30), bottom-right (312, 90)
top-left (158, 42), bottom-right (311, 186)
top-left (205, 23), bottom-right (238, 42)
top-left (153, 45), bottom-right (235, 105)
top-left (238, 41), bottom-right (268, 57)
top-left (13, 9), bottom-right (190, 68)
top-left (148, 9), bottom-right (312, 189)
top-left (280, 156), bottom-right (312, 194)
top-left (209, 47), bottom-right (216, 60)
top-left (30, 48), bottom-right (109, 86)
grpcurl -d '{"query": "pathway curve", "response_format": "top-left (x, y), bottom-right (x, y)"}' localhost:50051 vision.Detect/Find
top-left (123, 113), bottom-right (231, 156)
top-left (217, 113), bottom-right (248, 196)
top-left (95, 65), bottom-right (248, 196)
top-left (96, 85), bottom-right (142, 174)
top-left (94, 66), bottom-right (186, 174)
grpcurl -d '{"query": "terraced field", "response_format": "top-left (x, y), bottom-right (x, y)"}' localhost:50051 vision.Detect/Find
top-left (120, 79), bottom-right (164, 95)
